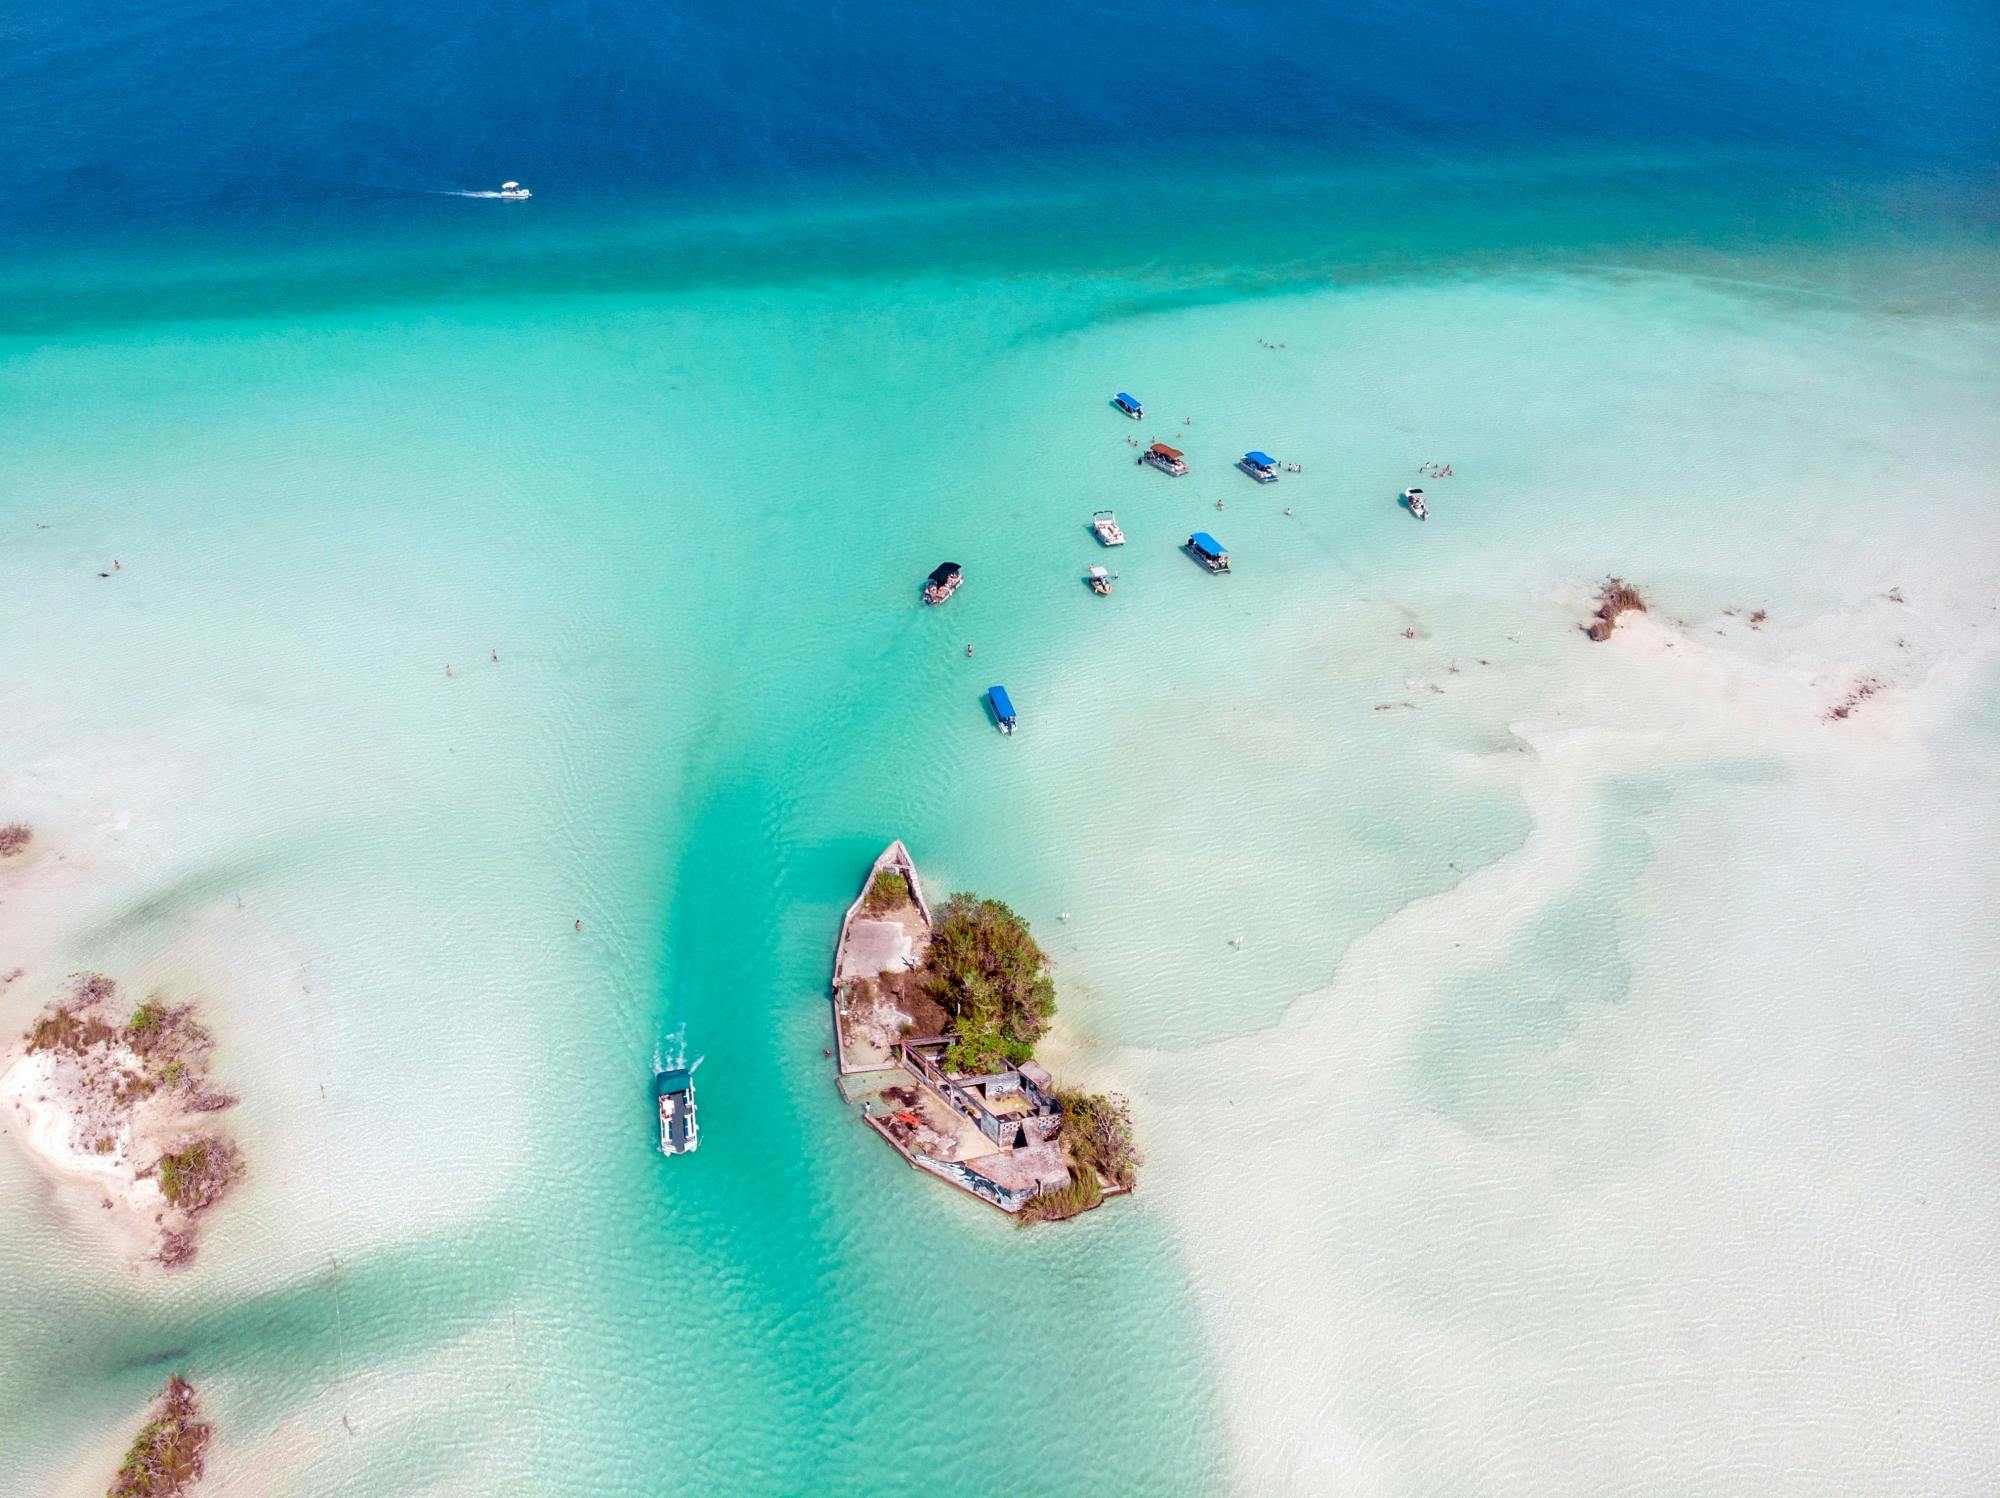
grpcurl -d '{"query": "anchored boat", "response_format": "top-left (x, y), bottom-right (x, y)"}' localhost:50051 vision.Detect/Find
top-left (987, 685), bottom-right (1018, 734)
top-left (1113, 391), bottom-right (1144, 420)
top-left (1141, 442), bottom-right (1188, 477)
top-left (656, 1068), bottom-right (698, 1155)
top-left (923, 562), bottom-right (964, 604)
top-left (1091, 509), bottom-right (1126, 546)
top-left (1238, 451), bottom-right (1280, 484)
top-left (1184, 532), bottom-right (1231, 573)
top-left (1401, 487), bottom-right (1429, 520)
top-left (1088, 565), bottom-right (1113, 596)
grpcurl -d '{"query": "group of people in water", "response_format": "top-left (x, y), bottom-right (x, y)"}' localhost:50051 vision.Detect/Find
top-left (1417, 461), bottom-right (1454, 478)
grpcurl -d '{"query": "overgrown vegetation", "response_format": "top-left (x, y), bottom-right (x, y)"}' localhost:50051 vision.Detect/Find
top-left (125, 997), bottom-right (207, 1062)
top-left (110, 1375), bottom-right (210, 1498)
top-left (920, 892), bottom-right (1056, 1075)
top-left (862, 868), bottom-right (913, 912)
top-left (1057, 1089), bottom-right (1142, 1189)
top-left (1584, 577), bottom-right (1647, 641)
top-left (156, 1137), bottom-right (241, 1213)
top-left (0, 822), bottom-right (31, 857)
top-left (26, 974), bottom-right (119, 1053)
top-left (1016, 1169), bottom-right (1103, 1225)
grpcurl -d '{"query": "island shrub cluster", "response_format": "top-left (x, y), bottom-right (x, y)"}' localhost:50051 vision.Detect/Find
top-left (156, 1137), bottom-right (242, 1213)
top-left (1017, 1169), bottom-right (1103, 1225)
top-left (110, 1375), bottom-right (210, 1498)
top-left (17, 973), bottom-right (243, 1266)
top-left (1056, 1088), bottom-right (1141, 1189)
top-left (862, 868), bottom-right (913, 913)
top-left (1584, 578), bottom-right (1646, 641)
top-left (0, 822), bottom-right (31, 857)
top-left (28, 975), bottom-right (120, 1054)
top-left (921, 892), bottom-right (1056, 1076)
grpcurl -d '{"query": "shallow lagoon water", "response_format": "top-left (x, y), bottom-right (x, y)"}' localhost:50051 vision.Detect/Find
top-left (4, 0), bottom-right (1999, 1490)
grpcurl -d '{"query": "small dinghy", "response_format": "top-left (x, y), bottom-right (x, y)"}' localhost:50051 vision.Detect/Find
top-left (1088, 565), bottom-right (1113, 596)
top-left (1401, 487), bottom-right (1429, 520)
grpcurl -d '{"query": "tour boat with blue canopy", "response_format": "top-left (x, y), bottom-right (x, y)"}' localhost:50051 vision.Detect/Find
top-left (1185, 532), bottom-right (1231, 573)
top-left (656, 1067), bottom-right (698, 1156)
top-left (987, 685), bottom-right (1018, 733)
top-left (1113, 391), bottom-right (1144, 419)
top-left (1239, 451), bottom-right (1280, 483)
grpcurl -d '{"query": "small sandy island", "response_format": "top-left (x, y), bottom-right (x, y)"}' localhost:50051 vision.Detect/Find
top-left (1, 973), bottom-right (241, 1267)
top-left (831, 842), bottom-right (1139, 1224)
top-left (109, 1375), bottom-right (212, 1497)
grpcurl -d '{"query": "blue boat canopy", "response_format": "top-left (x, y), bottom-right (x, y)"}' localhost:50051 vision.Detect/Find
top-left (655, 1069), bottom-right (692, 1096)
top-left (988, 685), bottom-right (1017, 720)
top-left (1115, 392), bottom-right (1142, 409)
top-left (1189, 532), bottom-right (1227, 557)
top-left (1244, 451), bottom-right (1276, 468)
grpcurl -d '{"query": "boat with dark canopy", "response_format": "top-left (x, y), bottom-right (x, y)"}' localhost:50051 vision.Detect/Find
top-left (656, 1068), bottom-right (698, 1155)
top-left (923, 562), bottom-right (964, 605)
top-left (1141, 442), bottom-right (1188, 476)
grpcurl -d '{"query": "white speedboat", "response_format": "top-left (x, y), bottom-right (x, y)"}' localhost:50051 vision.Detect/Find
top-left (1091, 509), bottom-right (1126, 546)
top-left (1401, 487), bottom-right (1429, 520)
top-left (497, 181), bottom-right (532, 201)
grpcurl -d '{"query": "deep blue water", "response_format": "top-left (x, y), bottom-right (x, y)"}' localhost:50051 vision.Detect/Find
top-left (5, 0), bottom-right (1996, 261)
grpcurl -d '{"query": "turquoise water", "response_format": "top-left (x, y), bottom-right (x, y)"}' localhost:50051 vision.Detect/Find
top-left (4, 194), bottom-right (1995, 1489)
top-left (4, 1), bottom-right (1999, 1487)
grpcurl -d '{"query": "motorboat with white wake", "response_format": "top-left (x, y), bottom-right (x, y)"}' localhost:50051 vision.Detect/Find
top-left (656, 1067), bottom-right (699, 1155)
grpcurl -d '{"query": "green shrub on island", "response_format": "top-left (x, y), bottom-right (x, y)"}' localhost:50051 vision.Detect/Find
top-left (127, 1002), bottom-right (164, 1039)
top-left (156, 1137), bottom-right (241, 1213)
top-left (863, 868), bottom-right (913, 912)
top-left (110, 1375), bottom-right (209, 1498)
top-left (922, 893), bottom-right (1055, 1073)
top-left (1017, 1169), bottom-right (1103, 1225)
top-left (1057, 1088), bottom-right (1141, 1189)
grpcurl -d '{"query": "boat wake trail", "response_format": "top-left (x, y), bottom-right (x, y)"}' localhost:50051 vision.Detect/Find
top-left (653, 1025), bottom-right (704, 1076)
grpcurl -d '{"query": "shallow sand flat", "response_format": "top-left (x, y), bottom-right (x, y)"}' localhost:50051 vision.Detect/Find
top-left (1112, 596), bottom-right (1999, 1494)
top-left (0, 1049), bottom-right (165, 1261)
